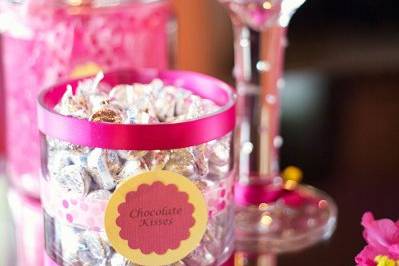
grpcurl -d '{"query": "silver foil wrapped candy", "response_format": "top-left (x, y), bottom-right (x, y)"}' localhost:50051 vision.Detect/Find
top-left (164, 149), bottom-right (196, 178)
top-left (125, 106), bottom-right (159, 124)
top-left (87, 149), bottom-right (122, 190)
top-left (88, 92), bottom-right (111, 114)
top-left (208, 141), bottom-right (230, 167)
top-left (109, 84), bottom-right (137, 107)
top-left (54, 85), bottom-right (90, 119)
top-left (193, 145), bottom-right (209, 177)
top-left (45, 75), bottom-right (233, 266)
top-left (55, 165), bottom-right (91, 197)
top-left (108, 253), bottom-right (135, 266)
top-left (118, 150), bottom-right (148, 161)
top-left (118, 159), bottom-right (148, 180)
top-left (154, 86), bottom-right (177, 122)
top-left (78, 231), bottom-right (111, 265)
top-left (144, 150), bottom-right (170, 171)
top-left (86, 189), bottom-right (112, 201)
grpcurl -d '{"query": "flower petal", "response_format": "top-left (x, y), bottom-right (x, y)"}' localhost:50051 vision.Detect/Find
top-left (388, 244), bottom-right (399, 259)
top-left (362, 212), bottom-right (399, 251)
top-left (355, 245), bottom-right (380, 266)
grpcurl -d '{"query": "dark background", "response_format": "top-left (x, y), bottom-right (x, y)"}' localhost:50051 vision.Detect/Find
top-left (278, 0), bottom-right (399, 265)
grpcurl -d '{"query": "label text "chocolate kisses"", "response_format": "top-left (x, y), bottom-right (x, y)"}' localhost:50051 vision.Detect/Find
top-left (130, 207), bottom-right (183, 227)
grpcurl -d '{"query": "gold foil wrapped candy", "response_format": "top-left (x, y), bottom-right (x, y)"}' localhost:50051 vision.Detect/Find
top-left (90, 107), bottom-right (123, 123)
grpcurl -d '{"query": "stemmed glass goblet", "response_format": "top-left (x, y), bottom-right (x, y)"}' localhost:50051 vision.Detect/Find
top-left (218, 0), bottom-right (337, 254)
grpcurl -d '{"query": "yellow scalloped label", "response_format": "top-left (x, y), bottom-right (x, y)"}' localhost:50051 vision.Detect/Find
top-left (105, 170), bottom-right (208, 266)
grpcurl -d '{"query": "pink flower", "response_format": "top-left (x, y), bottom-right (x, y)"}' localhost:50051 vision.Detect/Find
top-left (355, 212), bottom-right (399, 266)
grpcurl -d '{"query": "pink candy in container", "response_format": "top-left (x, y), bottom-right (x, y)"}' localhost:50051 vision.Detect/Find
top-left (0, 0), bottom-right (175, 197)
top-left (37, 69), bottom-right (236, 266)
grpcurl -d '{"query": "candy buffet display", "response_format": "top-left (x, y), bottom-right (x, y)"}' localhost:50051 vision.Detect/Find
top-left (0, 0), bottom-right (175, 197)
top-left (38, 70), bottom-right (236, 266)
top-left (217, 0), bottom-right (337, 252)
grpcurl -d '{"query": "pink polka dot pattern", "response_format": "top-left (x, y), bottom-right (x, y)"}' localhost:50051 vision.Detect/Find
top-left (41, 170), bottom-right (235, 229)
top-left (66, 214), bottom-right (74, 223)
top-left (80, 203), bottom-right (88, 211)
top-left (204, 176), bottom-right (234, 219)
top-left (41, 180), bottom-right (108, 230)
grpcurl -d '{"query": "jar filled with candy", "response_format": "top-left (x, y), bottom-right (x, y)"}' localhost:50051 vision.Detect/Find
top-left (0, 0), bottom-right (175, 197)
top-left (38, 69), bottom-right (236, 266)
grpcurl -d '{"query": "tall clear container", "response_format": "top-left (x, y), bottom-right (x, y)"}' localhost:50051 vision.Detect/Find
top-left (218, 0), bottom-right (337, 253)
top-left (38, 69), bottom-right (236, 266)
top-left (0, 0), bottom-right (176, 197)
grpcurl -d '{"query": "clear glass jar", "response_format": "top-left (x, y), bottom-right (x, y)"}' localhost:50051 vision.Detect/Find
top-left (0, 0), bottom-right (176, 197)
top-left (8, 189), bottom-right (44, 266)
top-left (38, 69), bottom-right (236, 266)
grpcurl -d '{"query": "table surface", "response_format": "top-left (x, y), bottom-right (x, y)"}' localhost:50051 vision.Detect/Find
top-left (1, 70), bottom-right (398, 266)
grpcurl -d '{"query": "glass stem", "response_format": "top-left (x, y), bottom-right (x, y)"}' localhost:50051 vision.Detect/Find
top-left (235, 252), bottom-right (277, 266)
top-left (232, 23), bottom-right (287, 183)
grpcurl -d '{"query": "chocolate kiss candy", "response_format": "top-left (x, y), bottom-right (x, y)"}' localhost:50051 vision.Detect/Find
top-left (55, 85), bottom-right (90, 118)
top-left (144, 150), bottom-right (170, 171)
top-left (208, 141), bottom-right (230, 167)
top-left (118, 150), bottom-right (148, 161)
top-left (164, 149), bottom-right (196, 178)
top-left (55, 165), bottom-right (91, 197)
top-left (87, 149), bottom-right (121, 190)
top-left (78, 231), bottom-right (111, 263)
top-left (193, 145), bottom-right (209, 177)
top-left (118, 159), bottom-right (148, 180)
top-left (108, 253), bottom-right (135, 266)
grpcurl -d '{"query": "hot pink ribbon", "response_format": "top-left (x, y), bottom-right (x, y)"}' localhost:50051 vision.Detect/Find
top-left (37, 69), bottom-right (236, 150)
top-left (235, 182), bottom-right (316, 208)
